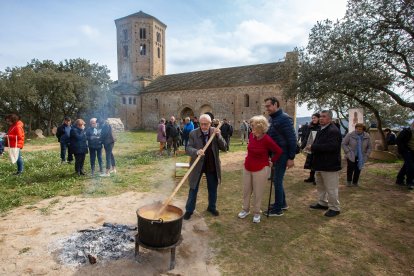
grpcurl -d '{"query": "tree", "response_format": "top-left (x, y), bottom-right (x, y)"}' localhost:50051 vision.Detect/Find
top-left (0, 59), bottom-right (115, 135)
top-left (284, 0), bottom-right (414, 150)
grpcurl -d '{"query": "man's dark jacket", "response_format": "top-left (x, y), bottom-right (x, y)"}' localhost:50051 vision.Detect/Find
top-left (311, 123), bottom-right (342, 172)
top-left (396, 128), bottom-right (413, 154)
top-left (166, 122), bottom-right (180, 139)
top-left (56, 123), bottom-right (71, 143)
top-left (267, 109), bottom-right (297, 160)
top-left (220, 123), bottom-right (233, 138)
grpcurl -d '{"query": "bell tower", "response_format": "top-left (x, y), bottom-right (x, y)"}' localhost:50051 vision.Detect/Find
top-left (115, 11), bottom-right (166, 86)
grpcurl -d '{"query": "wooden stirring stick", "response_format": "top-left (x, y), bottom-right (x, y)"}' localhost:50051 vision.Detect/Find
top-left (154, 122), bottom-right (223, 219)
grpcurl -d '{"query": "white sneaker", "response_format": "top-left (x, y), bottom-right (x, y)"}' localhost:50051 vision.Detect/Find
top-left (238, 210), bottom-right (250, 219)
top-left (110, 168), bottom-right (117, 174)
top-left (100, 173), bottom-right (110, 177)
top-left (253, 214), bottom-right (261, 223)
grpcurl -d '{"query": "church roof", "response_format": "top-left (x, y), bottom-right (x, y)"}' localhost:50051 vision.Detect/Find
top-left (115, 11), bottom-right (167, 28)
top-left (142, 62), bottom-right (284, 93)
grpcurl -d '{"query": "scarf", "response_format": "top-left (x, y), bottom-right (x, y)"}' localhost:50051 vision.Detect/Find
top-left (356, 133), bottom-right (364, 170)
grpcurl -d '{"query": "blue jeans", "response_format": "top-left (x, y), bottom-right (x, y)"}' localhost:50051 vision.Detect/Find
top-left (60, 142), bottom-right (73, 162)
top-left (104, 143), bottom-right (116, 170)
top-left (17, 150), bottom-right (24, 173)
top-left (89, 147), bottom-right (103, 173)
top-left (272, 153), bottom-right (288, 212)
top-left (0, 140), bottom-right (4, 154)
top-left (185, 172), bottom-right (218, 213)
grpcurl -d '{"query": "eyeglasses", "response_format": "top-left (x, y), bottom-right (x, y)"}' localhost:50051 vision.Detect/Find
top-left (264, 104), bottom-right (273, 108)
top-left (200, 123), bottom-right (210, 126)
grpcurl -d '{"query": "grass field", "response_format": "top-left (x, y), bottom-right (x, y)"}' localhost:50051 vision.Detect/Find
top-left (1, 131), bottom-right (413, 275)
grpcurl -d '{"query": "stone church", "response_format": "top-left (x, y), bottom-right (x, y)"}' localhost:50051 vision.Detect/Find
top-left (113, 11), bottom-right (297, 130)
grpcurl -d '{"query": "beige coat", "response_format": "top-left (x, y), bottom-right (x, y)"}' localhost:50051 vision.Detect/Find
top-left (342, 131), bottom-right (372, 162)
top-left (186, 127), bottom-right (227, 189)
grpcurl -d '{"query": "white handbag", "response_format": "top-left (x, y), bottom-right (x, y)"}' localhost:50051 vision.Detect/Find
top-left (7, 135), bottom-right (20, 164)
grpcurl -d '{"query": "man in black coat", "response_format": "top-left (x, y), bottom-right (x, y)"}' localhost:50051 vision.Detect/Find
top-left (220, 118), bottom-right (233, 151)
top-left (56, 116), bottom-right (73, 164)
top-left (396, 121), bottom-right (414, 189)
top-left (306, 110), bottom-right (342, 217)
top-left (166, 116), bottom-right (180, 156)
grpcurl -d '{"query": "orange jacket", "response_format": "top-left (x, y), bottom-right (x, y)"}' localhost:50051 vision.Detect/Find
top-left (7, 121), bottom-right (25, 149)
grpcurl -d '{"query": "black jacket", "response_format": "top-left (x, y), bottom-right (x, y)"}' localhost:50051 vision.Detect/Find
top-left (100, 124), bottom-right (115, 145)
top-left (86, 127), bottom-right (102, 149)
top-left (311, 123), bottom-right (342, 172)
top-left (56, 123), bottom-right (71, 143)
top-left (166, 122), bottom-right (180, 139)
top-left (396, 128), bottom-right (413, 154)
top-left (220, 123), bottom-right (233, 138)
top-left (70, 126), bottom-right (88, 154)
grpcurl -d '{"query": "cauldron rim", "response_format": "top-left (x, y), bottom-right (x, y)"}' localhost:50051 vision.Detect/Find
top-left (137, 203), bottom-right (184, 222)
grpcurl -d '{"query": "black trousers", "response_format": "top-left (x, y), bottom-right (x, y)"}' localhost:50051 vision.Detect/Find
top-left (74, 153), bottom-right (86, 174)
top-left (347, 157), bottom-right (361, 184)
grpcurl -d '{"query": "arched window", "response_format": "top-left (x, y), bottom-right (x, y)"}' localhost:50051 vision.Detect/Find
top-left (156, 32), bottom-right (161, 43)
top-left (122, 97), bottom-right (126, 105)
top-left (128, 97), bottom-right (132, 105)
top-left (140, 44), bottom-right (146, 55)
top-left (244, 94), bottom-right (249, 107)
top-left (123, 29), bottom-right (127, 41)
top-left (140, 28), bottom-right (146, 39)
top-left (155, 99), bottom-right (159, 109)
top-left (157, 47), bottom-right (160, 58)
top-left (133, 98), bottom-right (136, 105)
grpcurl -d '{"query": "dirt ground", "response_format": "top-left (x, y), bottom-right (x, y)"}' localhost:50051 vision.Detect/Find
top-left (0, 151), bottom-right (247, 276)
top-left (0, 192), bottom-right (222, 276)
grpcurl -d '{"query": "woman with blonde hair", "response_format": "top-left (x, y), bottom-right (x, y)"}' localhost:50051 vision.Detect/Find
top-left (238, 115), bottom-right (283, 223)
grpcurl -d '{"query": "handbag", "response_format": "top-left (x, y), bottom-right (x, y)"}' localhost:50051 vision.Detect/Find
top-left (7, 135), bottom-right (20, 164)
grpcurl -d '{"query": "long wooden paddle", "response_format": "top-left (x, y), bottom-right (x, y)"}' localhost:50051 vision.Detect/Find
top-left (154, 122), bottom-right (223, 218)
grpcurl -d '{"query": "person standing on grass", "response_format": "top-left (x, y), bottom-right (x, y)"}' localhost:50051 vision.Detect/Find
top-left (220, 119), bottom-right (233, 151)
top-left (100, 119), bottom-right (117, 177)
top-left (342, 123), bottom-right (371, 187)
top-left (183, 114), bottom-right (227, 220)
top-left (237, 115), bottom-right (283, 223)
top-left (302, 113), bottom-right (321, 185)
top-left (240, 120), bottom-right (249, 145)
top-left (182, 117), bottom-right (194, 149)
top-left (192, 116), bottom-right (200, 129)
top-left (395, 120), bottom-right (414, 190)
top-left (306, 110), bottom-right (342, 217)
top-left (263, 97), bottom-right (296, 217)
top-left (56, 117), bottom-right (73, 164)
top-left (70, 119), bottom-right (88, 176)
top-left (86, 118), bottom-right (103, 176)
top-left (166, 116), bottom-right (180, 156)
top-left (4, 114), bottom-right (25, 175)
top-left (157, 118), bottom-right (167, 155)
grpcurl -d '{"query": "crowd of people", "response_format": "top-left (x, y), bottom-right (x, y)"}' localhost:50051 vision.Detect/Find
top-left (56, 117), bottom-right (117, 177)
top-left (2, 100), bottom-right (413, 223)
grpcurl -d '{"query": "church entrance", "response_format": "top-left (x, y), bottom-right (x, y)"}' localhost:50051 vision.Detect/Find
top-left (180, 107), bottom-right (194, 119)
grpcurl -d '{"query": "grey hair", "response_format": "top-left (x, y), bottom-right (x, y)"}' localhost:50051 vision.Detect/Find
top-left (321, 110), bottom-right (333, 119)
top-left (249, 115), bottom-right (269, 133)
top-left (90, 118), bottom-right (97, 123)
top-left (200, 114), bottom-right (212, 122)
top-left (185, 117), bottom-right (190, 122)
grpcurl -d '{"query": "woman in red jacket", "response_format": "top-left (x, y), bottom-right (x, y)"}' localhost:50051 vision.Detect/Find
top-left (238, 115), bottom-right (283, 223)
top-left (5, 114), bottom-right (25, 175)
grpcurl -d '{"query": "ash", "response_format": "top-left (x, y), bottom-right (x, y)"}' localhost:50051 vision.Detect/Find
top-left (57, 223), bottom-right (137, 266)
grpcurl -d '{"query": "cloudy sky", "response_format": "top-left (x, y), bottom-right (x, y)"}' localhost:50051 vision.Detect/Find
top-left (0, 0), bottom-right (347, 116)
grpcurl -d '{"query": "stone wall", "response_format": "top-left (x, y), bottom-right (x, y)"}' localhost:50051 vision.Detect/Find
top-left (139, 84), bottom-right (295, 130)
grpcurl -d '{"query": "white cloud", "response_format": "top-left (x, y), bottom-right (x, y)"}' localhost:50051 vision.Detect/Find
top-left (80, 25), bottom-right (100, 39)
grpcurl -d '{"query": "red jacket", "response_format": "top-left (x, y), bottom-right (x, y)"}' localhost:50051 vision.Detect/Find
top-left (244, 133), bottom-right (283, 172)
top-left (7, 121), bottom-right (25, 149)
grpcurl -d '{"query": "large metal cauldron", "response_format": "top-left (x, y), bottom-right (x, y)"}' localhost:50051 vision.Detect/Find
top-left (137, 203), bottom-right (183, 248)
